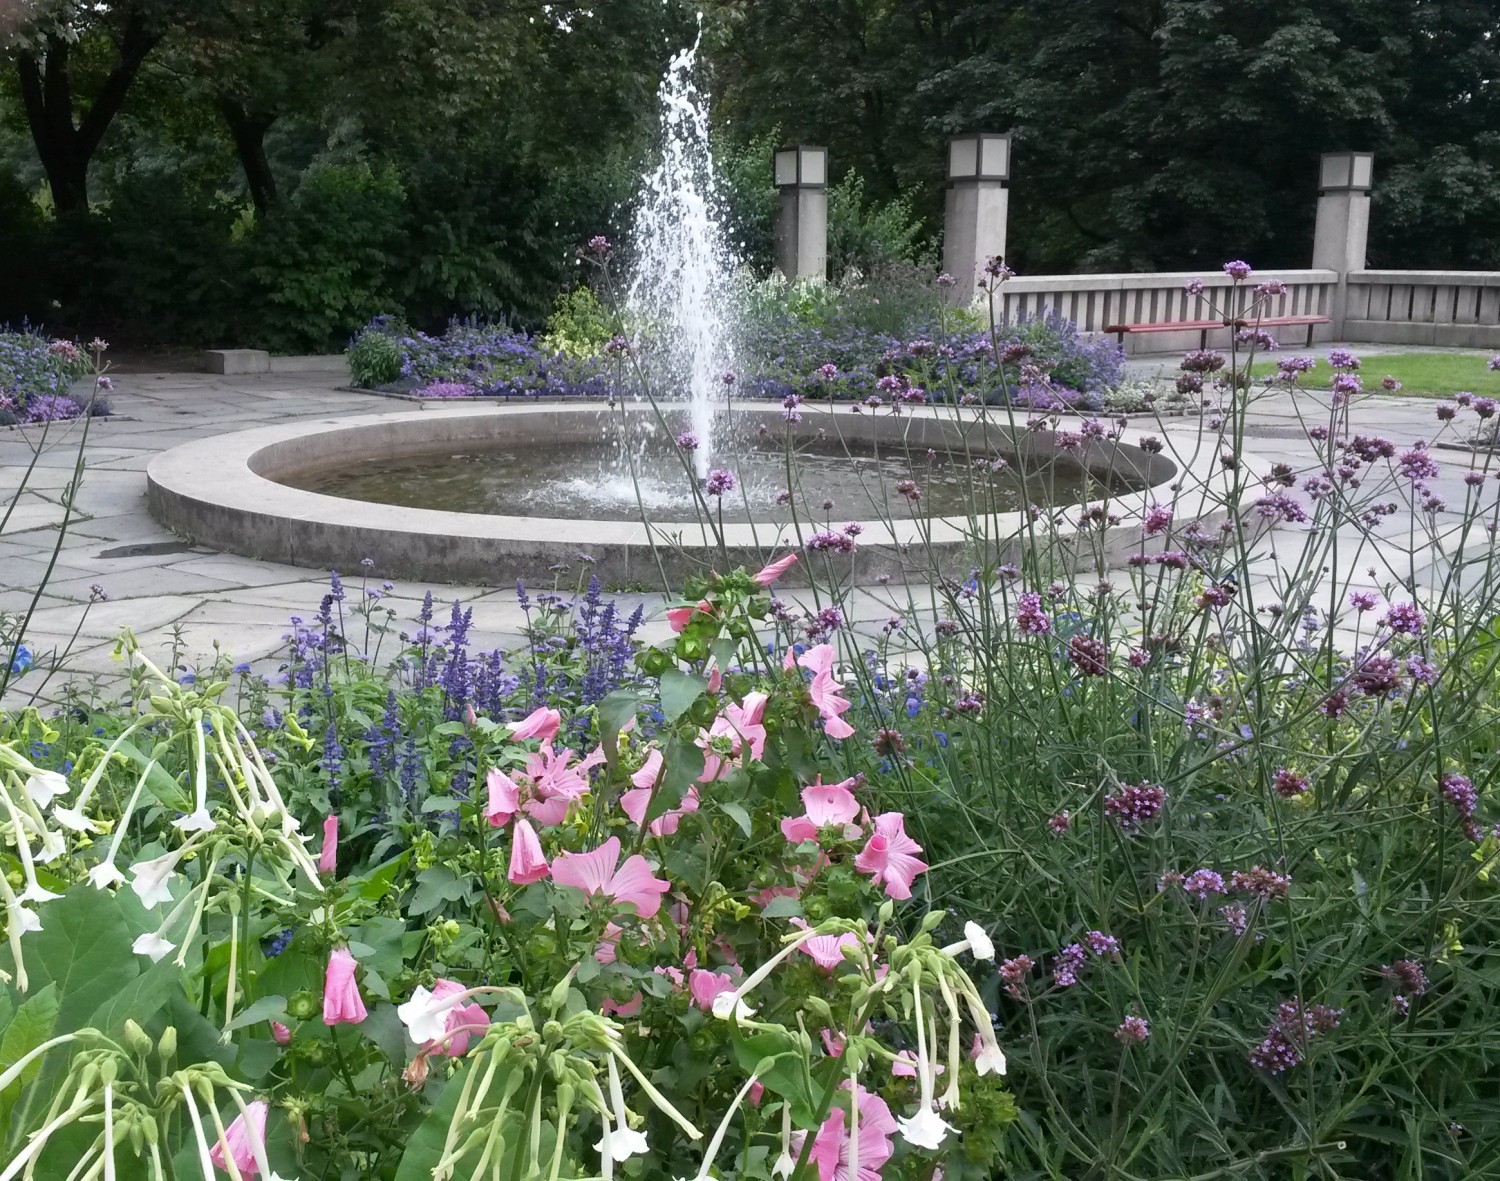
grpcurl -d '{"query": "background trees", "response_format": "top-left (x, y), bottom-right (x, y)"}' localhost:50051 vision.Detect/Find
top-left (0, 0), bottom-right (1497, 349)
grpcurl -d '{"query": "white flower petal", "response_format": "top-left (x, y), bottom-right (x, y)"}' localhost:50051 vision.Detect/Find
top-left (24, 771), bottom-right (69, 807)
top-left (963, 920), bottom-right (995, 961)
top-left (51, 807), bottom-right (99, 834)
top-left (132, 933), bottom-right (175, 962)
top-left (172, 809), bottom-right (216, 834)
top-left (11, 905), bottom-right (41, 934)
top-left (89, 862), bottom-right (126, 890)
top-left (974, 1044), bottom-right (1007, 1076)
top-left (897, 1106), bottom-right (955, 1149)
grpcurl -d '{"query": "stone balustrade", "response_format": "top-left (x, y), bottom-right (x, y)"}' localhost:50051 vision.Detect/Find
top-left (1344, 271), bottom-right (1500, 348)
top-left (991, 270), bottom-right (1339, 355)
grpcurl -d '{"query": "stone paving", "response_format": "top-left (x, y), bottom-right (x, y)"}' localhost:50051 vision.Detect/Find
top-left (0, 360), bottom-right (1485, 706)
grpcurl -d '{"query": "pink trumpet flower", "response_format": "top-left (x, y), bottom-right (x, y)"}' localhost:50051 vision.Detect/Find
top-left (551, 836), bottom-right (671, 917)
top-left (507, 818), bottom-right (550, 885)
top-left (667, 600), bottom-right (714, 632)
top-left (509, 706), bottom-right (561, 743)
top-left (485, 767), bottom-right (521, 827)
top-left (754, 552), bottom-right (800, 586)
top-left (791, 918), bottom-right (864, 971)
top-left (854, 812), bottom-right (928, 900)
top-left (797, 644), bottom-right (856, 739)
top-left (318, 814), bottom-right (338, 876)
top-left (209, 1098), bottom-right (268, 1177)
top-left (322, 947), bottom-right (367, 1026)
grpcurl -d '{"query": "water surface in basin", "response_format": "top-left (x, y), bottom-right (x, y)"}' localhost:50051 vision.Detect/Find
top-left (280, 435), bottom-right (1136, 523)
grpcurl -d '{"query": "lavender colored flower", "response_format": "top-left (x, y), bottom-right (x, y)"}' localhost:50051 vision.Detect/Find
top-left (1048, 810), bottom-right (1071, 835)
top-left (1276, 355), bottom-right (1317, 380)
top-left (1229, 866), bottom-right (1291, 898)
top-left (1272, 768), bottom-right (1310, 798)
top-left (1085, 930), bottom-right (1121, 956)
top-left (704, 469), bottom-right (736, 496)
top-left (1184, 278), bottom-right (1206, 297)
top-left (1254, 493), bottom-right (1309, 524)
top-left (806, 530), bottom-right (856, 554)
top-left (1382, 602), bottom-right (1424, 635)
top-left (1180, 349), bottom-right (1227, 374)
top-left (1398, 445), bottom-right (1440, 481)
top-left (1353, 653), bottom-right (1407, 696)
top-left (1114, 1015), bottom-right (1150, 1044)
top-left (1104, 782), bottom-right (1166, 832)
top-left (1222, 260), bottom-right (1253, 281)
top-left (675, 431), bottom-right (699, 450)
top-left (1219, 904), bottom-right (1249, 936)
top-left (1440, 772), bottom-right (1478, 821)
top-left (1348, 591), bottom-right (1377, 612)
top-left (1052, 943), bottom-right (1087, 987)
top-left (1014, 591), bottom-right (1052, 637)
top-left (1328, 348), bottom-right (1361, 371)
top-left (1182, 869), bottom-right (1227, 899)
top-left (1067, 634), bottom-right (1109, 676)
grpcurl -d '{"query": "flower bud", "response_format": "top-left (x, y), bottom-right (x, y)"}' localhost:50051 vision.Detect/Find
top-left (156, 1025), bottom-right (176, 1063)
top-left (123, 1020), bottom-right (153, 1057)
top-left (402, 1052), bottom-right (431, 1089)
top-left (877, 899), bottom-right (895, 924)
top-left (919, 909), bottom-right (947, 935)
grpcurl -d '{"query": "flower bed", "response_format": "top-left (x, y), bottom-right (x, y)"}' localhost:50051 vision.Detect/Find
top-left (0, 328), bottom-right (108, 425)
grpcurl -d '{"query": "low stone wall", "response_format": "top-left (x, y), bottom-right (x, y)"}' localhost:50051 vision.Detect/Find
top-left (1344, 271), bottom-right (1500, 349)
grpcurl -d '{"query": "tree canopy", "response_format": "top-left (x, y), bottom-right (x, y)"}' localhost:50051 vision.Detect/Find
top-left (0, 0), bottom-right (1497, 347)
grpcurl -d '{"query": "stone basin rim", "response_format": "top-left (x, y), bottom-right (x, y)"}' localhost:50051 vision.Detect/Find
top-left (145, 402), bottom-right (1200, 584)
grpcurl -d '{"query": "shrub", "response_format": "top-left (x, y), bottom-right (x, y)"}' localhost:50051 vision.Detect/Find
top-left (347, 316), bottom-right (408, 387)
top-left (542, 284), bottom-right (615, 358)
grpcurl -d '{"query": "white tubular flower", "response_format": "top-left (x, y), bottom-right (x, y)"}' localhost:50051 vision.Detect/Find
top-left (771, 1102), bottom-right (794, 1177)
top-left (595, 1054), bottom-right (648, 1161)
top-left (711, 925), bottom-right (822, 1021)
top-left (0, 1033), bottom-right (75, 1092)
top-left (935, 968), bottom-right (963, 1112)
top-left (846, 1065), bottom-right (860, 1181)
top-left (955, 973), bottom-right (1007, 1076)
top-left (89, 760), bottom-right (154, 890)
top-left (0, 788), bottom-right (60, 904)
top-left (0, 1092), bottom-right (93, 1181)
top-left (104, 1082), bottom-right (116, 1181)
top-left (129, 839), bottom-right (200, 909)
top-left (677, 1071), bottom-right (761, 1181)
top-left (940, 919), bottom-right (996, 961)
top-left (35, 828), bottom-right (66, 864)
top-left (65, 718), bottom-right (146, 819)
top-left (132, 932), bottom-right (175, 963)
top-left (0, 873), bottom-right (35, 990)
top-left (23, 770), bottom-right (69, 807)
top-left (178, 1078), bottom-right (220, 1181)
top-left (896, 963), bottom-right (955, 1150)
top-left (397, 986), bottom-right (457, 1046)
top-left (608, 1043), bottom-right (703, 1141)
top-left (50, 805), bottom-right (99, 834)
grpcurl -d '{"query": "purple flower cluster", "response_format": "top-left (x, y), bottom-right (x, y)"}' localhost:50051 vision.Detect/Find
top-left (806, 530), bottom-right (857, 554)
top-left (1015, 591), bottom-right (1052, 636)
top-left (1104, 782), bottom-right (1166, 832)
top-left (1382, 602), bottom-right (1424, 635)
top-left (1114, 1015), bottom-right (1150, 1045)
top-left (704, 469), bottom-right (736, 497)
top-left (1249, 1000), bottom-right (1342, 1073)
top-left (1067, 634), bottom-right (1109, 676)
top-left (1328, 348), bottom-right (1361, 371)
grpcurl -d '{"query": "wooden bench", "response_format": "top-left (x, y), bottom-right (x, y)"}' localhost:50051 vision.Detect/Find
top-left (1104, 315), bottom-right (1330, 349)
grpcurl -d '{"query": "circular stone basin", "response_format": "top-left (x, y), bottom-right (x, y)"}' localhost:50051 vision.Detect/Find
top-left (277, 426), bottom-right (1123, 523)
top-left (147, 403), bottom-right (1185, 587)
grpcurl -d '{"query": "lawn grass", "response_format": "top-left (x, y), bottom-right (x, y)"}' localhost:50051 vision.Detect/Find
top-left (1249, 351), bottom-right (1500, 398)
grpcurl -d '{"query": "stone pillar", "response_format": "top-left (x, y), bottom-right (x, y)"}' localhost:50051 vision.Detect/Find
top-left (943, 133), bottom-right (1011, 305)
top-left (774, 146), bottom-right (828, 282)
top-left (1312, 151), bottom-right (1373, 337)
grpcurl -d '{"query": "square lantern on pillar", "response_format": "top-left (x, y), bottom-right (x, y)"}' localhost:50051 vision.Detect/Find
top-left (774, 145), bottom-right (828, 188)
top-left (947, 133), bottom-right (1011, 183)
top-left (1319, 151), bottom-right (1374, 193)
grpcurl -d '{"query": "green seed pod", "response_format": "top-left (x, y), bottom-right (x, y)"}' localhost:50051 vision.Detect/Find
top-left (287, 991), bottom-right (319, 1020)
top-left (688, 695), bottom-right (718, 726)
top-left (675, 634), bottom-right (706, 663)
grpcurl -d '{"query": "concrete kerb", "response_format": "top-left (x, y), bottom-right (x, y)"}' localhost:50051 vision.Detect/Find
top-left (146, 402), bottom-right (1249, 587)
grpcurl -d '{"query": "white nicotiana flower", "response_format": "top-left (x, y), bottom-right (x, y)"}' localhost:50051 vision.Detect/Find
top-left (711, 925), bottom-right (822, 1022)
top-left (397, 986), bottom-right (464, 1046)
top-left (956, 974), bottom-right (1007, 1076)
top-left (595, 1055), bottom-right (649, 1161)
top-left (172, 808), bottom-right (216, 835)
top-left (678, 1072), bottom-right (761, 1181)
top-left (896, 1104), bottom-right (955, 1150)
top-left (89, 862), bottom-right (126, 890)
top-left (11, 904), bottom-right (41, 934)
top-left (129, 841), bottom-right (198, 909)
top-left (771, 1103), bottom-right (794, 1177)
top-left (897, 964), bottom-right (956, 1149)
top-left (23, 771), bottom-right (69, 807)
top-left (963, 920), bottom-right (995, 960)
top-left (35, 829), bottom-right (66, 864)
top-left (710, 993), bottom-right (757, 1021)
top-left (132, 932), bottom-right (175, 962)
top-left (49, 806), bottom-right (98, 834)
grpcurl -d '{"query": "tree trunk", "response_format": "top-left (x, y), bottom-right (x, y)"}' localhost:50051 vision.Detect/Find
top-left (219, 98), bottom-right (279, 216)
top-left (13, 13), bottom-right (161, 213)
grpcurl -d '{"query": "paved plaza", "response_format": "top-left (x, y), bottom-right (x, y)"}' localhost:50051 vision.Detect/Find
top-left (0, 359), bottom-right (1483, 705)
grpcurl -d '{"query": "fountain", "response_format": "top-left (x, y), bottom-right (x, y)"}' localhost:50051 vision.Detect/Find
top-left (144, 46), bottom-right (1197, 587)
top-left (623, 35), bottom-right (739, 479)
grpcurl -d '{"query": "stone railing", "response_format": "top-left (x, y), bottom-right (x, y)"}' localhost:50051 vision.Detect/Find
top-left (993, 270), bottom-right (1340, 355)
top-left (1344, 271), bottom-right (1500, 348)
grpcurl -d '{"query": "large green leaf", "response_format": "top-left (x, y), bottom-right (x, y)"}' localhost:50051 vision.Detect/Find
top-left (0, 984), bottom-right (58, 1100)
top-left (7, 887), bottom-right (142, 1035)
top-left (114, 740), bottom-right (192, 809)
top-left (659, 668), bottom-right (708, 723)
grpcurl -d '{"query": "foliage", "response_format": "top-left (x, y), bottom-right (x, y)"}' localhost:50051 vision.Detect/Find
top-left (542, 285), bottom-right (615, 359)
top-left (346, 317), bottom-right (407, 388)
top-left (827, 171), bottom-right (932, 279)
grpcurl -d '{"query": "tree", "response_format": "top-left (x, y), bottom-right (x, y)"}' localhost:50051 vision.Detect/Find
top-left (7, 1), bottom-right (172, 212)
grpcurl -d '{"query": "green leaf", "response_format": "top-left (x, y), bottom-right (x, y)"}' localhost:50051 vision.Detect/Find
top-left (410, 866), bottom-right (471, 915)
top-left (7, 887), bottom-right (141, 1034)
top-left (351, 853), bottom-right (410, 904)
top-left (597, 689), bottom-right (639, 768)
top-left (729, 1023), bottom-right (818, 1126)
top-left (393, 1061), bottom-right (476, 1181)
top-left (0, 984), bottom-right (59, 1100)
top-left (225, 995), bottom-right (288, 1033)
top-left (84, 956), bottom-right (178, 1041)
top-left (114, 740), bottom-right (192, 809)
top-left (759, 895), bottom-right (804, 919)
top-left (720, 802), bottom-right (754, 839)
top-left (659, 668), bottom-right (708, 723)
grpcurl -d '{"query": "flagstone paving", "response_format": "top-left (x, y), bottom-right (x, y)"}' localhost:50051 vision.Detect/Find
top-left (0, 361), bottom-right (1484, 707)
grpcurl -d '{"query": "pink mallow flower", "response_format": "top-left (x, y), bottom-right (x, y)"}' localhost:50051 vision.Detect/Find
top-left (854, 813), bottom-right (928, 900)
top-left (701, 692), bottom-right (769, 780)
top-left (323, 947), bottom-right (367, 1026)
top-left (551, 836), bottom-right (671, 917)
top-left (667, 600), bottom-right (714, 632)
top-left (509, 706), bottom-right (561, 743)
top-left (318, 813), bottom-right (338, 876)
top-left (209, 1098), bottom-right (268, 1177)
top-left (620, 750), bottom-right (700, 836)
top-left (508, 818), bottom-right (550, 885)
top-left (688, 968), bottom-right (739, 1011)
top-left (798, 644), bottom-right (856, 739)
top-left (791, 918), bottom-right (864, 971)
top-left (509, 743), bottom-right (604, 827)
top-left (754, 552), bottom-right (800, 586)
top-left (793, 1085), bottom-right (897, 1181)
top-left (485, 767), bottom-right (521, 827)
top-left (781, 778), bottom-right (861, 844)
